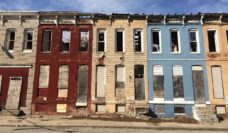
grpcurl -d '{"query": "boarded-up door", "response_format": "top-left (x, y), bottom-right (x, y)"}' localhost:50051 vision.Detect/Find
top-left (96, 66), bottom-right (106, 97)
top-left (134, 65), bottom-right (145, 100)
top-left (6, 77), bottom-right (22, 109)
top-left (76, 65), bottom-right (88, 106)
top-left (192, 66), bottom-right (205, 104)
top-left (212, 66), bottom-right (224, 99)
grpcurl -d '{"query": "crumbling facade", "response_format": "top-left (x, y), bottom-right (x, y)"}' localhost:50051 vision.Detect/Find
top-left (148, 14), bottom-right (210, 117)
top-left (202, 13), bottom-right (228, 116)
top-left (91, 14), bottom-right (148, 115)
top-left (31, 12), bottom-right (93, 115)
top-left (0, 12), bottom-right (38, 114)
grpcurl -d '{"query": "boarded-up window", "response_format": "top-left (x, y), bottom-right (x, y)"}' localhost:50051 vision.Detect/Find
top-left (0, 75), bottom-right (2, 95)
top-left (154, 104), bottom-right (165, 114)
top-left (80, 31), bottom-right (89, 52)
top-left (39, 65), bottom-right (50, 88)
top-left (116, 29), bottom-right (123, 52)
top-left (207, 30), bottom-right (218, 52)
top-left (76, 65), bottom-right (88, 106)
top-left (60, 30), bottom-right (71, 52)
top-left (134, 29), bottom-right (142, 52)
top-left (153, 65), bottom-right (164, 98)
top-left (5, 29), bottom-right (15, 51)
top-left (152, 30), bottom-right (160, 53)
top-left (212, 66), bottom-right (224, 99)
top-left (116, 105), bottom-right (125, 113)
top-left (170, 30), bottom-right (179, 52)
top-left (96, 66), bottom-right (106, 97)
top-left (56, 104), bottom-right (67, 113)
top-left (96, 104), bottom-right (106, 112)
top-left (97, 29), bottom-right (105, 52)
top-left (58, 65), bottom-right (69, 97)
top-left (115, 65), bottom-right (125, 88)
top-left (189, 30), bottom-right (199, 53)
top-left (42, 30), bottom-right (52, 52)
top-left (173, 65), bottom-right (184, 98)
top-left (192, 66), bottom-right (205, 104)
top-left (134, 65), bottom-right (145, 100)
top-left (23, 29), bottom-right (33, 51)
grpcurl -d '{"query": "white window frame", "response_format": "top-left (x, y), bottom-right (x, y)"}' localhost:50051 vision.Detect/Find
top-left (170, 29), bottom-right (181, 54)
top-left (207, 29), bottom-right (219, 53)
top-left (5, 29), bottom-right (16, 53)
top-left (133, 29), bottom-right (143, 53)
top-left (189, 29), bottom-right (200, 54)
top-left (151, 29), bottom-right (162, 54)
top-left (97, 29), bottom-right (106, 52)
top-left (115, 29), bottom-right (125, 52)
top-left (23, 28), bottom-right (34, 53)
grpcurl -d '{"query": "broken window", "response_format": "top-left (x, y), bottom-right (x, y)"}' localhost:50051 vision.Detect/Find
top-left (76, 65), bottom-right (88, 106)
top-left (116, 29), bottom-right (123, 52)
top-left (0, 75), bottom-right (2, 95)
top-left (134, 29), bottom-right (142, 52)
top-left (212, 66), bottom-right (224, 99)
top-left (5, 29), bottom-right (15, 51)
top-left (96, 66), bottom-right (106, 97)
top-left (60, 30), bottom-right (71, 52)
top-left (97, 29), bottom-right (105, 52)
top-left (134, 65), bottom-right (145, 100)
top-left (41, 30), bottom-right (52, 52)
top-left (207, 30), bottom-right (218, 52)
top-left (152, 30), bottom-right (160, 53)
top-left (173, 65), bottom-right (184, 98)
top-left (154, 104), bottom-right (165, 114)
top-left (38, 65), bottom-right (50, 88)
top-left (23, 29), bottom-right (33, 51)
top-left (189, 30), bottom-right (199, 53)
top-left (58, 65), bottom-right (69, 97)
top-left (153, 65), bottom-right (164, 98)
top-left (79, 31), bottom-right (89, 52)
top-left (115, 65), bottom-right (125, 89)
top-left (174, 105), bottom-right (185, 114)
top-left (170, 30), bottom-right (180, 52)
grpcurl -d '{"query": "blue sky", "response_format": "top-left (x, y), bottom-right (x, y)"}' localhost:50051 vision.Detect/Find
top-left (0, 0), bottom-right (227, 14)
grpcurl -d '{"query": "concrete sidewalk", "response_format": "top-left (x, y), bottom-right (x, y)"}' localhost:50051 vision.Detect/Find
top-left (0, 115), bottom-right (228, 131)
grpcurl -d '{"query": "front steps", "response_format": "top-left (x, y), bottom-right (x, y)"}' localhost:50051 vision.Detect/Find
top-left (192, 106), bottom-right (218, 123)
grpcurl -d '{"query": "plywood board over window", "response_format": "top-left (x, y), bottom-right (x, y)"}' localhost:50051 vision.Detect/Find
top-left (153, 65), bottom-right (164, 98)
top-left (39, 65), bottom-right (50, 88)
top-left (134, 65), bottom-right (145, 100)
top-left (212, 66), bottom-right (224, 99)
top-left (115, 65), bottom-right (125, 100)
top-left (96, 66), bottom-right (106, 98)
top-left (173, 65), bottom-right (184, 98)
top-left (58, 65), bottom-right (69, 98)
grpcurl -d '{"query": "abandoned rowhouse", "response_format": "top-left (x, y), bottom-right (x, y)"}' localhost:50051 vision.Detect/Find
top-left (91, 14), bottom-right (148, 114)
top-left (31, 12), bottom-right (93, 114)
top-left (147, 14), bottom-right (214, 119)
top-left (0, 12), bottom-right (38, 114)
top-left (202, 13), bottom-right (228, 116)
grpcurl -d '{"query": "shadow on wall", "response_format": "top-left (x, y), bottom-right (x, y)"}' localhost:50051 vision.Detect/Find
top-left (148, 108), bottom-right (158, 118)
top-left (0, 44), bottom-right (14, 59)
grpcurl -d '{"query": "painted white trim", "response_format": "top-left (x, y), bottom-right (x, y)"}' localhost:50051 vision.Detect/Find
top-left (151, 29), bottom-right (162, 54)
top-left (149, 100), bottom-right (195, 104)
top-left (189, 29), bottom-right (201, 54)
top-left (76, 103), bottom-right (87, 106)
top-left (148, 59), bottom-right (205, 61)
top-left (0, 65), bottom-right (32, 68)
top-left (206, 101), bottom-right (210, 104)
top-left (207, 29), bottom-right (220, 53)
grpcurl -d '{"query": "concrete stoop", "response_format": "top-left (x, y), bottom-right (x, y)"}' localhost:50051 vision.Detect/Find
top-left (192, 106), bottom-right (218, 123)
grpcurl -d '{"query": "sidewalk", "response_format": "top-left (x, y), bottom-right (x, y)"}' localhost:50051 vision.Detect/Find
top-left (0, 115), bottom-right (228, 130)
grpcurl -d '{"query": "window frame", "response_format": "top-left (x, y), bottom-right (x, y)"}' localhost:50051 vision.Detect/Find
top-left (153, 65), bottom-right (164, 98)
top-left (23, 28), bottom-right (34, 53)
top-left (60, 29), bottom-right (71, 53)
top-left (97, 29), bottom-right (106, 52)
top-left (170, 29), bottom-right (181, 54)
top-left (133, 29), bottom-right (143, 53)
top-left (115, 29), bottom-right (124, 53)
top-left (151, 29), bottom-right (162, 54)
top-left (41, 29), bottom-right (52, 53)
top-left (211, 66), bottom-right (224, 99)
top-left (189, 29), bottom-right (200, 54)
top-left (79, 30), bottom-right (89, 52)
top-left (172, 65), bottom-right (184, 99)
top-left (5, 28), bottom-right (16, 52)
top-left (207, 29), bottom-right (219, 53)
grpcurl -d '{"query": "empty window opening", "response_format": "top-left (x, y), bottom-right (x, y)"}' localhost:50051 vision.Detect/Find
top-left (174, 105), bottom-right (185, 114)
top-left (173, 65), bottom-right (184, 98)
top-left (189, 30), bottom-right (199, 53)
top-left (116, 30), bottom-right (123, 52)
top-left (58, 65), bottom-right (69, 98)
top-left (152, 30), bottom-right (160, 52)
top-left (97, 29), bottom-right (105, 52)
top-left (42, 30), bottom-right (52, 52)
top-left (60, 30), bottom-right (71, 52)
top-left (134, 65), bottom-right (145, 100)
top-left (116, 105), bottom-right (125, 113)
top-left (170, 30), bottom-right (179, 52)
top-left (153, 65), bottom-right (164, 98)
top-left (212, 66), bottom-right (224, 99)
top-left (80, 31), bottom-right (89, 52)
top-left (5, 29), bottom-right (15, 51)
top-left (96, 66), bottom-right (106, 97)
top-left (134, 29), bottom-right (142, 52)
top-left (23, 29), bottom-right (33, 51)
top-left (38, 65), bottom-right (50, 88)
top-left (154, 104), bottom-right (165, 114)
top-left (208, 30), bottom-right (218, 52)
top-left (96, 104), bottom-right (106, 112)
